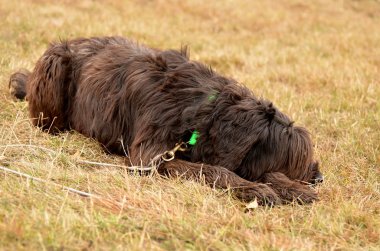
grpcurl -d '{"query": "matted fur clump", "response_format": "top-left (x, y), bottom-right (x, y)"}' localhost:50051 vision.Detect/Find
top-left (9, 36), bottom-right (323, 205)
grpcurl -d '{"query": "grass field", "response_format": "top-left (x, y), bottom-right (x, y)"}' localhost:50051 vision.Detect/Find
top-left (1, 0), bottom-right (379, 250)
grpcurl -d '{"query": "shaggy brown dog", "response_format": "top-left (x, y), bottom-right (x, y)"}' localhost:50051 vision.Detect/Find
top-left (9, 36), bottom-right (323, 205)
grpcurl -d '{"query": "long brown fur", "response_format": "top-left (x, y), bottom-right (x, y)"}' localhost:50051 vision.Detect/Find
top-left (9, 36), bottom-right (323, 205)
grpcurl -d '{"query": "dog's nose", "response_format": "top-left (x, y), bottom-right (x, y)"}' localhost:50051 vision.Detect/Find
top-left (312, 172), bottom-right (324, 184)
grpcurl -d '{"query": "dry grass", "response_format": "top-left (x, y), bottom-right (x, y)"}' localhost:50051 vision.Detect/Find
top-left (1, 0), bottom-right (379, 250)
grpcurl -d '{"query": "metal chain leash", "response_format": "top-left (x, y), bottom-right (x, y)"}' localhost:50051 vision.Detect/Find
top-left (143, 142), bottom-right (188, 172)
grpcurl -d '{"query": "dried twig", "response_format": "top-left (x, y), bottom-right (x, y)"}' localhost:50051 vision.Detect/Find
top-left (0, 165), bottom-right (99, 198)
top-left (77, 159), bottom-right (153, 172)
top-left (0, 144), bottom-right (56, 155)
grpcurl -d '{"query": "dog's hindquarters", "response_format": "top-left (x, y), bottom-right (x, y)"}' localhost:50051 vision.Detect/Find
top-left (26, 42), bottom-right (74, 132)
top-left (9, 54), bottom-right (72, 133)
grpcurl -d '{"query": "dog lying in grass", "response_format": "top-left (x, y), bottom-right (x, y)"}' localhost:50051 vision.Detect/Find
top-left (9, 36), bottom-right (323, 205)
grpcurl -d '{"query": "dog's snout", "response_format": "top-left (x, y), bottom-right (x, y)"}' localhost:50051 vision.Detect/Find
top-left (311, 171), bottom-right (324, 185)
top-left (308, 161), bottom-right (323, 185)
top-left (314, 172), bottom-right (324, 183)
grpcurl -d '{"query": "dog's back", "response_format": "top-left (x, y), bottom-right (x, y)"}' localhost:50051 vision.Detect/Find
top-left (10, 37), bottom-right (196, 152)
top-left (10, 37), bottom-right (151, 132)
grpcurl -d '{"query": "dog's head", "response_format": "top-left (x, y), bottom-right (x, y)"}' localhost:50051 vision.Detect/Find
top-left (198, 86), bottom-right (323, 185)
top-left (236, 121), bottom-right (324, 185)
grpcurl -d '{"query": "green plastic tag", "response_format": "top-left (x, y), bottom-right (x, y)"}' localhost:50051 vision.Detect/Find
top-left (208, 93), bottom-right (217, 101)
top-left (189, 130), bottom-right (199, 145)
top-left (188, 92), bottom-right (218, 147)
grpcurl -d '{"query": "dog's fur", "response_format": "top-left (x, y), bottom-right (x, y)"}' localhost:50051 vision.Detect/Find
top-left (9, 36), bottom-right (323, 205)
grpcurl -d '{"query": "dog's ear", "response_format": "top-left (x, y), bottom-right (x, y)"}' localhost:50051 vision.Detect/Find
top-left (208, 102), bottom-right (267, 170)
top-left (191, 85), bottom-right (271, 170)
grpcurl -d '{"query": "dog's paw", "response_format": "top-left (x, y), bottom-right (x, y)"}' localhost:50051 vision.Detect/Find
top-left (256, 185), bottom-right (282, 206)
top-left (282, 184), bottom-right (318, 204)
top-left (238, 183), bottom-right (282, 206)
top-left (9, 69), bottom-right (29, 100)
top-left (259, 172), bottom-right (319, 205)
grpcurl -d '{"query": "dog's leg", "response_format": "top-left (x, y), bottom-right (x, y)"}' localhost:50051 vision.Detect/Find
top-left (259, 172), bottom-right (318, 204)
top-left (128, 138), bottom-right (280, 205)
top-left (157, 159), bottom-right (281, 205)
top-left (9, 68), bottom-right (30, 101)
